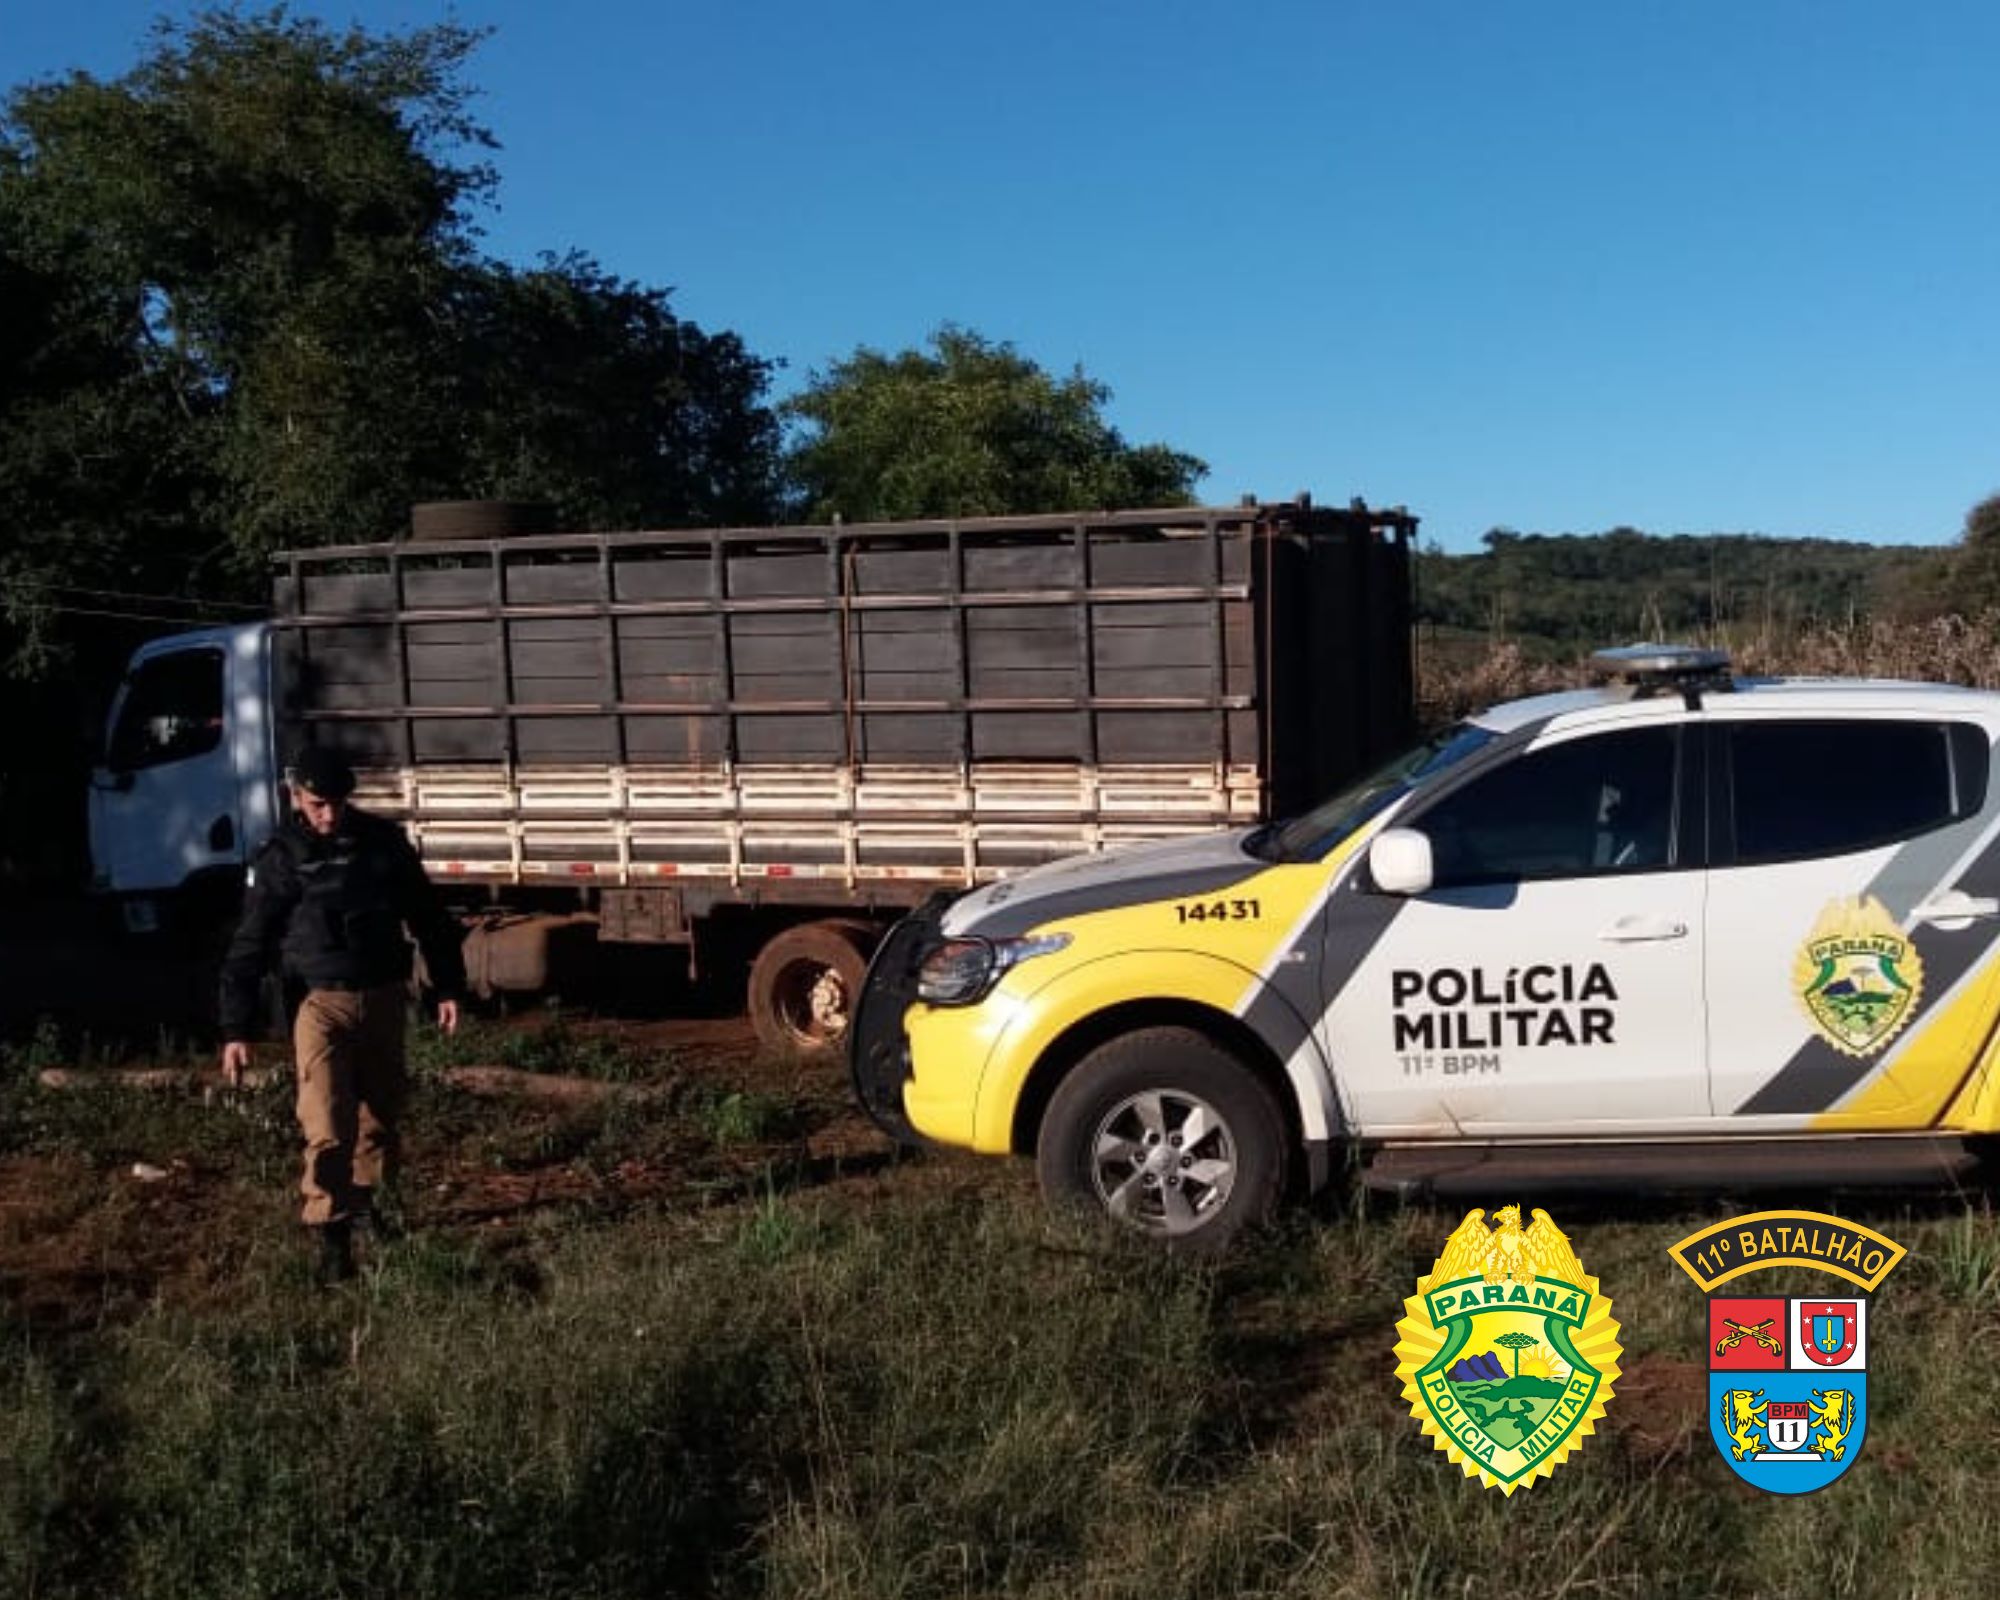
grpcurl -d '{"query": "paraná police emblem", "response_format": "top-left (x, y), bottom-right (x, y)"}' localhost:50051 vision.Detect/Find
top-left (1670, 1210), bottom-right (1903, 1494)
top-left (1393, 1205), bottom-right (1621, 1494)
top-left (1794, 896), bottom-right (1924, 1057)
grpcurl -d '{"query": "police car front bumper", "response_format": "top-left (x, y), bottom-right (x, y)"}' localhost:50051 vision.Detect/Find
top-left (850, 893), bottom-right (957, 1146)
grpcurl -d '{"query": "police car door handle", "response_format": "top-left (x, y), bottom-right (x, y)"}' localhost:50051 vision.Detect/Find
top-left (1596, 914), bottom-right (1687, 943)
top-left (1910, 893), bottom-right (2000, 930)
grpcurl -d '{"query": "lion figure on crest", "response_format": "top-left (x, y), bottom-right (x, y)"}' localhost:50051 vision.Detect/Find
top-left (1720, 1388), bottom-right (1768, 1460)
top-left (1809, 1388), bottom-right (1854, 1461)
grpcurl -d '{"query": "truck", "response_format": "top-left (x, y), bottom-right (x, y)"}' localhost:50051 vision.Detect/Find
top-left (87, 496), bottom-right (1416, 1054)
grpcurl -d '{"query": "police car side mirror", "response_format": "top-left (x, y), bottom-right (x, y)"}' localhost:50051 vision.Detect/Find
top-left (1368, 828), bottom-right (1434, 896)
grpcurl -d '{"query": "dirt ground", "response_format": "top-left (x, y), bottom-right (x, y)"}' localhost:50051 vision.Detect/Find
top-left (0, 891), bottom-right (948, 1335)
top-left (0, 1008), bottom-right (944, 1333)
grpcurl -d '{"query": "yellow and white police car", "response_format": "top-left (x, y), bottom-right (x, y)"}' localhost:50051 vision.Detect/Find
top-left (852, 646), bottom-right (2000, 1246)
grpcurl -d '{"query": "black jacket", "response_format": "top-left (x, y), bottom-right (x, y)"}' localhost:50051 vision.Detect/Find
top-left (218, 807), bottom-right (467, 1039)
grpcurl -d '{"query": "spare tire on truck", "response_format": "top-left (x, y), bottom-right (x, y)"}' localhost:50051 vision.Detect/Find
top-left (408, 500), bottom-right (556, 541)
top-left (747, 920), bottom-right (877, 1057)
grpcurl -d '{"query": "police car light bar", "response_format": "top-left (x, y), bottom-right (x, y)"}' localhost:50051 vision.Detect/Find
top-left (1588, 643), bottom-right (1734, 704)
top-left (1588, 643), bottom-right (1732, 680)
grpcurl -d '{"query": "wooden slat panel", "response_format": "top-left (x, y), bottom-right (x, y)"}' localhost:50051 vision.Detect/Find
top-left (624, 716), bottom-right (725, 760)
top-left (517, 718), bottom-right (617, 759)
top-left (406, 620), bottom-right (496, 647)
top-left (968, 630), bottom-right (1079, 674)
top-left (510, 616), bottom-right (601, 644)
top-left (971, 712), bottom-right (1078, 758)
top-left (965, 602), bottom-right (1073, 633)
top-left (1089, 536), bottom-right (1214, 587)
top-left (301, 626), bottom-right (396, 681)
top-left (621, 672), bottom-right (721, 702)
top-left (858, 714), bottom-right (958, 759)
top-left (506, 561), bottom-right (601, 604)
top-left (300, 572), bottom-right (392, 613)
top-left (413, 719), bottom-right (506, 760)
top-left (402, 567), bottom-right (495, 607)
top-left (1095, 667), bottom-right (1214, 699)
top-left (855, 628), bottom-right (955, 675)
top-left (852, 546), bottom-right (951, 592)
top-left (963, 541), bottom-right (1075, 590)
top-left (406, 643), bottom-right (497, 681)
top-left (1092, 625), bottom-right (1217, 670)
top-left (511, 641), bottom-right (607, 677)
top-left (738, 715), bottom-right (842, 759)
top-left (1098, 711), bottom-right (1216, 761)
top-left (614, 552), bottom-right (712, 601)
top-left (728, 546), bottom-right (827, 598)
top-left (619, 637), bottom-right (718, 676)
top-left (733, 672), bottom-right (838, 704)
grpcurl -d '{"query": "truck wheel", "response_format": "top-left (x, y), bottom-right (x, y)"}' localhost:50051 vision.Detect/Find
top-left (747, 921), bottom-right (875, 1056)
top-left (1037, 1028), bottom-right (1286, 1252)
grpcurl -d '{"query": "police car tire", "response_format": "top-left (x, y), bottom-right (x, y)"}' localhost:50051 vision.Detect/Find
top-left (1037, 1027), bottom-right (1286, 1253)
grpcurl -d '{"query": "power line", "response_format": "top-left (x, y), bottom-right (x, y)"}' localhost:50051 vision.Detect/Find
top-left (12, 581), bottom-right (264, 614)
top-left (6, 602), bottom-right (255, 629)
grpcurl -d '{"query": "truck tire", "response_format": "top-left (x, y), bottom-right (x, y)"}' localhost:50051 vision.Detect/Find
top-left (1036, 1027), bottom-right (1286, 1253)
top-left (747, 920), bottom-right (876, 1057)
top-left (408, 500), bottom-right (556, 541)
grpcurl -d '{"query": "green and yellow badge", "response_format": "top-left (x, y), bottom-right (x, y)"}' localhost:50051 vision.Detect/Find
top-left (1794, 895), bottom-right (1924, 1057)
top-left (1394, 1205), bottom-right (1621, 1494)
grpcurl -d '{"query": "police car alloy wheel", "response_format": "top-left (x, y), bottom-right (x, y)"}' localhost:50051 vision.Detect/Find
top-left (1037, 1027), bottom-right (1286, 1251)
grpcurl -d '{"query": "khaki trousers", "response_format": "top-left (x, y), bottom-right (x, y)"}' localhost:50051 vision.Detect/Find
top-left (293, 984), bottom-right (409, 1226)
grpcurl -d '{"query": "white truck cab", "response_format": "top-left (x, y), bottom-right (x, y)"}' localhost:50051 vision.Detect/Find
top-left (88, 622), bottom-right (278, 931)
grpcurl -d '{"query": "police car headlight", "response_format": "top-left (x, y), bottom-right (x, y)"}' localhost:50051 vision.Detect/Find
top-left (917, 933), bottom-right (1072, 1005)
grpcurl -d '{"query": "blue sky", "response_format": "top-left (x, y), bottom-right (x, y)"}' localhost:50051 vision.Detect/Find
top-left (6, 1), bottom-right (1997, 550)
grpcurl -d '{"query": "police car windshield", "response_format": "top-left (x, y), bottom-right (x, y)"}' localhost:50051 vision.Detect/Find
top-left (1266, 723), bottom-right (1496, 861)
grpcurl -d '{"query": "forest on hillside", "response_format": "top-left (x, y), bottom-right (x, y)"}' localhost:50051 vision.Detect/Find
top-left (1414, 527), bottom-right (1950, 655)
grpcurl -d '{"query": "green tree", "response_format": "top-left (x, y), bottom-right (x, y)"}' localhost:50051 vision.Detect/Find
top-left (783, 326), bottom-right (1204, 523)
top-left (3, 8), bottom-right (496, 561)
top-left (1493, 1331), bottom-right (1538, 1378)
top-left (448, 253), bottom-right (781, 529)
top-left (1928, 492), bottom-right (2000, 613)
top-left (0, 9), bottom-right (782, 880)
top-left (1, 9), bottom-right (784, 625)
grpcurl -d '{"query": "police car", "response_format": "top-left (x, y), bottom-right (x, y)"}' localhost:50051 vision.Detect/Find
top-left (852, 646), bottom-right (2000, 1246)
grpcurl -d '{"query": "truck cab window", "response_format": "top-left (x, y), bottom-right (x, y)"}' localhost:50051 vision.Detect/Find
top-left (108, 650), bottom-right (225, 771)
top-left (1411, 726), bottom-right (1679, 886)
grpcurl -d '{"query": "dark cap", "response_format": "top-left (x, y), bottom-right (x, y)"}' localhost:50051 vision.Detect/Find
top-left (288, 746), bottom-right (356, 800)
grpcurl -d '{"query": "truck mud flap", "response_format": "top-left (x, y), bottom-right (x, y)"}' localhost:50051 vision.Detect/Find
top-left (849, 894), bottom-right (954, 1146)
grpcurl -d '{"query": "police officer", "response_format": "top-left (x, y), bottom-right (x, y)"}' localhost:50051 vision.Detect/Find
top-left (218, 747), bottom-right (466, 1282)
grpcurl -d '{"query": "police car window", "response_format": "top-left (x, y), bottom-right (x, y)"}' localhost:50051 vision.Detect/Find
top-left (107, 650), bottom-right (225, 771)
top-left (1272, 722), bottom-right (1495, 860)
top-left (1413, 727), bottom-right (1678, 886)
top-left (1729, 720), bottom-right (1986, 864)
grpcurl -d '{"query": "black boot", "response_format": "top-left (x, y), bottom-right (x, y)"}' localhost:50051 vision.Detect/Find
top-left (313, 1219), bottom-right (356, 1285)
top-left (353, 1187), bottom-right (403, 1243)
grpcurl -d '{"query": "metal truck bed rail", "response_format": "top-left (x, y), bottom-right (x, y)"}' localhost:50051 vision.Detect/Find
top-left (352, 760), bottom-right (1260, 887)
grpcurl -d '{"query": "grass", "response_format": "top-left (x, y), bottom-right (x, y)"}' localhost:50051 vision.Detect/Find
top-left (7, 1037), bottom-right (2000, 1600)
top-left (407, 1009), bottom-right (666, 1083)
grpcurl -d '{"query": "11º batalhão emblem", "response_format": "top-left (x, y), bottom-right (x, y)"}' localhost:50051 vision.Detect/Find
top-left (1394, 1205), bottom-right (1621, 1494)
top-left (1670, 1209), bottom-right (1904, 1495)
top-left (1793, 896), bottom-right (1924, 1058)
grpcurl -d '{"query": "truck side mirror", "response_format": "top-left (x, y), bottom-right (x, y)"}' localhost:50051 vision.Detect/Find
top-left (1368, 828), bottom-right (1434, 895)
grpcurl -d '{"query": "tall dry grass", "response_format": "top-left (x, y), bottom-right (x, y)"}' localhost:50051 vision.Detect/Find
top-left (1419, 613), bottom-right (2000, 722)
